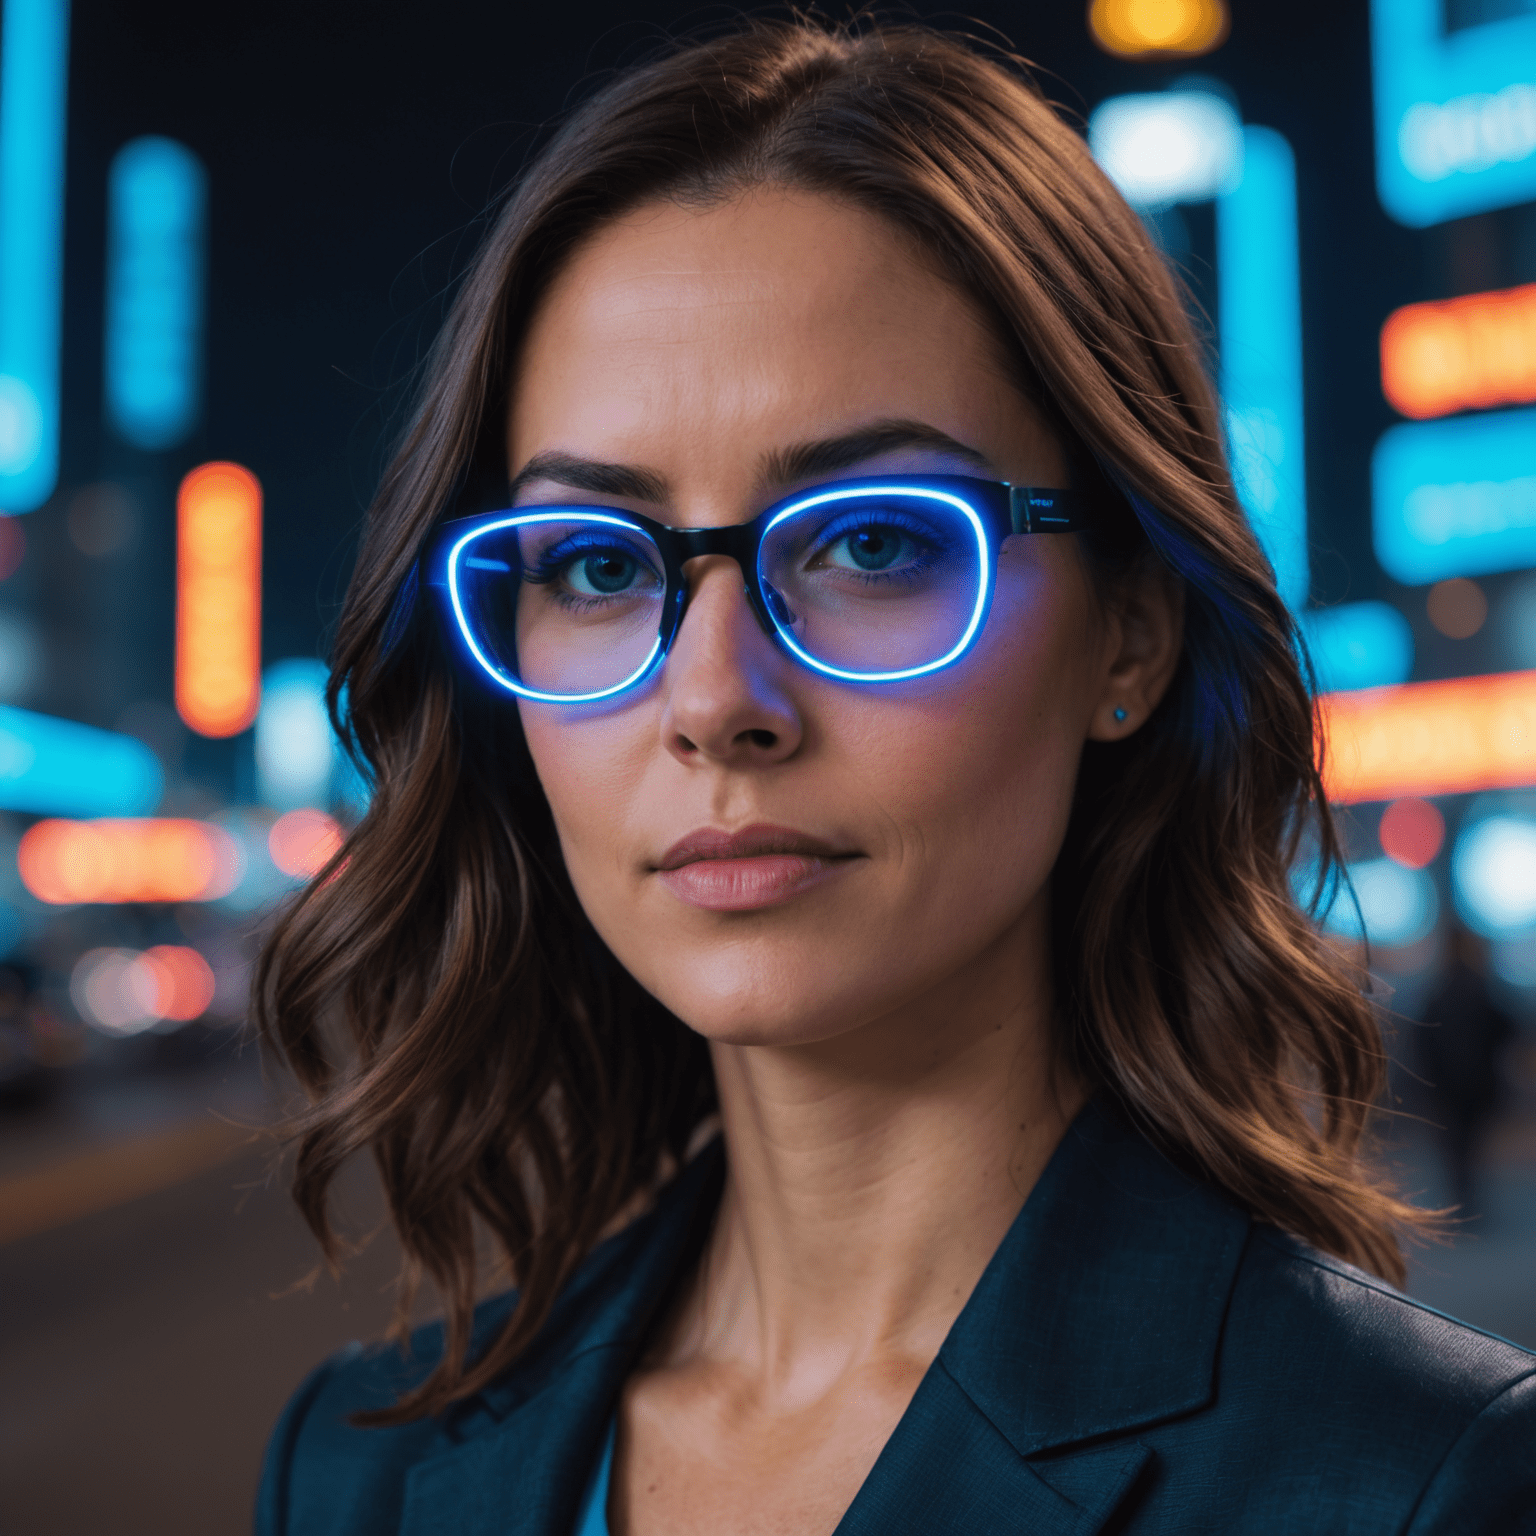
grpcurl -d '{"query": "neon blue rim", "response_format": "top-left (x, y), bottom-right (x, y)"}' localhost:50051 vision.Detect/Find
top-left (760, 484), bottom-right (992, 683)
top-left (446, 512), bottom-right (666, 703)
top-left (445, 486), bottom-right (993, 702)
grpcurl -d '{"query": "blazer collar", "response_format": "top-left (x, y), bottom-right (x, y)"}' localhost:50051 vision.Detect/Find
top-left (938, 1095), bottom-right (1250, 1456)
top-left (401, 1099), bottom-right (1249, 1536)
top-left (830, 1100), bottom-right (1249, 1535)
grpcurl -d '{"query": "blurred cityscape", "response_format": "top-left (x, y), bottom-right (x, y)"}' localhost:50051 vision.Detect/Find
top-left (1, 0), bottom-right (1535, 1531)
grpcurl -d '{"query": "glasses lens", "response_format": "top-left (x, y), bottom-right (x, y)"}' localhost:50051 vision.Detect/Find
top-left (450, 515), bottom-right (667, 698)
top-left (758, 490), bottom-right (986, 677)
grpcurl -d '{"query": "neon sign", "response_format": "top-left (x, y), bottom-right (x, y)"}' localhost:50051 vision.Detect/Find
top-left (1381, 282), bottom-right (1536, 420)
top-left (0, 705), bottom-right (162, 817)
top-left (1090, 92), bottom-right (1308, 611)
top-left (176, 462), bottom-right (263, 737)
top-left (1319, 669), bottom-right (1536, 803)
top-left (105, 138), bottom-right (206, 451)
top-left (1373, 406), bottom-right (1536, 585)
top-left (1372, 0), bottom-right (1536, 226)
top-left (0, 0), bottom-right (70, 512)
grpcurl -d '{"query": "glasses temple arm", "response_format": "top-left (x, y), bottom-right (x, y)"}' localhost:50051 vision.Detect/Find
top-left (1007, 486), bottom-right (1092, 536)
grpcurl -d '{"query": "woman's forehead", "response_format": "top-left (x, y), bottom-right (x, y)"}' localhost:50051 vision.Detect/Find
top-left (507, 191), bottom-right (1032, 498)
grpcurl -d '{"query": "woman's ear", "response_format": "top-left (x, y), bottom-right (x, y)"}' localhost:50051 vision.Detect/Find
top-left (1087, 557), bottom-right (1184, 741)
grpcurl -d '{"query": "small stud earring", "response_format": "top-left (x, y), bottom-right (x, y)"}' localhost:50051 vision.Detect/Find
top-left (1113, 707), bottom-right (1128, 723)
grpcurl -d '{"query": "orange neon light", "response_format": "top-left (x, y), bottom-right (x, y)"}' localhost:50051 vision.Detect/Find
top-left (138, 945), bottom-right (217, 1020)
top-left (1088, 0), bottom-right (1228, 57)
top-left (1380, 282), bottom-right (1536, 420)
top-left (1319, 669), bottom-right (1536, 804)
top-left (268, 808), bottom-right (344, 878)
top-left (18, 818), bottom-right (241, 904)
top-left (176, 461), bottom-right (262, 736)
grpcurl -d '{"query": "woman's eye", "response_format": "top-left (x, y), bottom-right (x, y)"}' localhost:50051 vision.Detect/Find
top-left (822, 524), bottom-right (917, 573)
top-left (562, 548), bottom-right (654, 595)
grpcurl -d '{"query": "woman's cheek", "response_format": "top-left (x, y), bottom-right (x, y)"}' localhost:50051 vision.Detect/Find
top-left (520, 703), bottom-right (655, 885)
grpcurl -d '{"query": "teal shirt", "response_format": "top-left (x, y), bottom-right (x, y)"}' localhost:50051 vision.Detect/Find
top-left (573, 1420), bottom-right (615, 1536)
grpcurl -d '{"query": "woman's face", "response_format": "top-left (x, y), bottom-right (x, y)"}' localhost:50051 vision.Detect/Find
top-left (508, 189), bottom-right (1172, 1048)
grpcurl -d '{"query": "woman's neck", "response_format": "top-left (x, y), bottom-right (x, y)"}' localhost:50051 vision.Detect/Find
top-left (665, 914), bottom-right (1083, 1403)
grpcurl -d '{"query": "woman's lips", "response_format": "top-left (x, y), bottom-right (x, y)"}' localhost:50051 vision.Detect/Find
top-left (654, 824), bottom-right (858, 912)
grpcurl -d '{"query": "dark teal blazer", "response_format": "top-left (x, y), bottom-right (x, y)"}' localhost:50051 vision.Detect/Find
top-left (256, 1101), bottom-right (1536, 1534)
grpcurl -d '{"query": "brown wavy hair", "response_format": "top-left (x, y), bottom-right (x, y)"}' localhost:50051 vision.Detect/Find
top-left (257, 14), bottom-right (1429, 1424)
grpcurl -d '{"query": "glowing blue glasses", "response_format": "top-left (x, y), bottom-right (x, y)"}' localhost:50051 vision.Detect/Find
top-left (425, 475), bottom-right (1091, 704)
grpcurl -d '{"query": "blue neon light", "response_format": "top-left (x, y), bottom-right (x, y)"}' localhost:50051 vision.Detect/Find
top-left (1373, 406), bottom-right (1536, 585)
top-left (1087, 91), bottom-right (1243, 210)
top-left (1320, 857), bottom-right (1439, 947)
top-left (1298, 601), bottom-right (1415, 694)
top-left (0, 0), bottom-right (70, 512)
top-left (1372, 0), bottom-right (1536, 227)
top-left (256, 658), bottom-right (335, 810)
top-left (760, 485), bottom-right (992, 684)
top-left (0, 705), bottom-right (162, 816)
top-left (1218, 127), bottom-right (1309, 612)
top-left (446, 487), bottom-right (995, 702)
top-left (1454, 814), bottom-right (1536, 937)
top-left (105, 137), bottom-right (206, 451)
top-left (447, 513), bottom-right (666, 703)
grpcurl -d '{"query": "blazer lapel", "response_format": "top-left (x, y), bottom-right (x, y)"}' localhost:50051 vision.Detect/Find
top-left (399, 1340), bottom-right (631, 1536)
top-left (397, 1102), bottom-right (1247, 1536)
top-left (838, 1099), bottom-right (1248, 1535)
top-left (833, 1361), bottom-right (1153, 1536)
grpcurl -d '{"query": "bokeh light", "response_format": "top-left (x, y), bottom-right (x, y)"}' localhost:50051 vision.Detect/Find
top-left (1220, 124), bottom-right (1309, 614)
top-left (1088, 89), bottom-right (1242, 209)
top-left (1453, 814), bottom-right (1536, 936)
top-left (1300, 600), bottom-right (1414, 693)
top-left (0, 0), bottom-right (70, 512)
top-left (142, 944), bottom-right (217, 1020)
top-left (1088, 0), bottom-right (1229, 58)
top-left (0, 514), bottom-right (24, 578)
top-left (267, 808), bottom-right (343, 878)
top-left (1372, 408), bottom-right (1536, 587)
top-left (1319, 669), bottom-right (1536, 802)
top-left (1427, 577), bottom-right (1487, 639)
top-left (1319, 857), bottom-right (1439, 947)
top-left (1381, 282), bottom-right (1536, 421)
top-left (69, 943), bottom-right (215, 1034)
top-left (18, 817), bottom-right (241, 903)
top-left (104, 137), bottom-right (206, 451)
top-left (176, 461), bottom-right (262, 737)
top-left (256, 658), bottom-right (336, 810)
top-left (1379, 797), bottom-right (1445, 869)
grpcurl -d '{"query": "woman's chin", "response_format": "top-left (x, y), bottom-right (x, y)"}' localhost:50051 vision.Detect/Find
top-left (642, 972), bottom-right (874, 1051)
top-left (669, 998), bottom-right (857, 1051)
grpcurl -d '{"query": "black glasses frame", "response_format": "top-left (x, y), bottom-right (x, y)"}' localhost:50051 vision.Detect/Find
top-left (422, 473), bottom-right (1092, 702)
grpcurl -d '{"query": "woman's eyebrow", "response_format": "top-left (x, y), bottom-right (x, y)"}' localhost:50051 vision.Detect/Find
top-left (762, 420), bottom-right (994, 484)
top-left (508, 421), bottom-right (990, 504)
top-left (508, 451), bottom-right (669, 503)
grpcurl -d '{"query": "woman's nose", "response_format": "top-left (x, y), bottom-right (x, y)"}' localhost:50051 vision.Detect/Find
top-left (658, 556), bottom-right (804, 767)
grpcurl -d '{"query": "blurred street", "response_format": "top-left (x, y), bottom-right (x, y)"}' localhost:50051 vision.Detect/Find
top-left (0, 1057), bottom-right (402, 1536)
top-left (1, 1055), bottom-right (1533, 1536)
top-left (1400, 1118), bottom-right (1536, 1351)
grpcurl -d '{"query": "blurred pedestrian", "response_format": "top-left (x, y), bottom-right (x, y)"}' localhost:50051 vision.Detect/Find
top-left (1417, 925), bottom-right (1516, 1217)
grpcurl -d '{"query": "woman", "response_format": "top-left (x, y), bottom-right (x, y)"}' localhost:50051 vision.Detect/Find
top-left (255, 19), bottom-right (1536, 1535)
